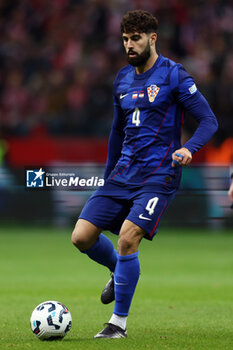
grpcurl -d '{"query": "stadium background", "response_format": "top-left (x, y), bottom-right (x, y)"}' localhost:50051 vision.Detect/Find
top-left (0, 0), bottom-right (232, 228)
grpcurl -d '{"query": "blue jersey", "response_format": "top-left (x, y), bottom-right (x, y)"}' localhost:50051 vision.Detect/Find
top-left (104, 54), bottom-right (218, 193)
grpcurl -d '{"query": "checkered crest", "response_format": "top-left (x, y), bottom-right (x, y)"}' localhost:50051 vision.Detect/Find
top-left (147, 85), bottom-right (160, 102)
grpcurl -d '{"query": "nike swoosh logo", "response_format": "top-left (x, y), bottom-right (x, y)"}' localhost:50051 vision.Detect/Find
top-left (115, 281), bottom-right (128, 286)
top-left (120, 93), bottom-right (129, 99)
top-left (139, 214), bottom-right (152, 221)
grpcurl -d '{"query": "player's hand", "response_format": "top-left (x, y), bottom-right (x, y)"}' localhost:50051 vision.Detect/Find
top-left (228, 181), bottom-right (233, 202)
top-left (172, 147), bottom-right (192, 167)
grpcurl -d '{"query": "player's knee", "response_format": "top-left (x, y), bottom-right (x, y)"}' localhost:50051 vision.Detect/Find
top-left (71, 228), bottom-right (88, 250)
top-left (71, 222), bottom-right (90, 250)
top-left (71, 219), bottom-right (100, 251)
top-left (118, 223), bottom-right (144, 255)
top-left (118, 234), bottom-right (135, 255)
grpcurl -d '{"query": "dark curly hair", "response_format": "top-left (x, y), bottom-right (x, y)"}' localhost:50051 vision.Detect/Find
top-left (120, 10), bottom-right (158, 34)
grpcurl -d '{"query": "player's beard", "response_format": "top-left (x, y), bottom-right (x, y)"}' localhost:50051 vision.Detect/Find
top-left (127, 41), bottom-right (151, 67)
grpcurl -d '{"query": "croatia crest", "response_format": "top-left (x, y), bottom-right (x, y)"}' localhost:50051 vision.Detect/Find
top-left (147, 85), bottom-right (160, 102)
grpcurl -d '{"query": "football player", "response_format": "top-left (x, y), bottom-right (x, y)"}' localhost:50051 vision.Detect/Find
top-left (72, 10), bottom-right (218, 338)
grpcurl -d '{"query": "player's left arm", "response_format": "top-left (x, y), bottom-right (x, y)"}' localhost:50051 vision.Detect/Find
top-left (229, 181), bottom-right (233, 202)
top-left (172, 65), bottom-right (218, 166)
top-left (228, 172), bottom-right (233, 203)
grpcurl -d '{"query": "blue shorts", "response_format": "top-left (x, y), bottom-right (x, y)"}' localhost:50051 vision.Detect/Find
top-left (79, 183), bottom-right (176, 240)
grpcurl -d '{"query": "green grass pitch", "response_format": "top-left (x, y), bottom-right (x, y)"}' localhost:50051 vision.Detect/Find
top-left (0, 226), bottom-right (232, 350)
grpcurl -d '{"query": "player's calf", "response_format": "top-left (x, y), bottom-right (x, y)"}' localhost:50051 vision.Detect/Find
top-left (72, 219), bottom-right (117, 273)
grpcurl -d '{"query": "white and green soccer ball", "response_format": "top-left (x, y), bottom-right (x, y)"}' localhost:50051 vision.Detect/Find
top-left (30, 300), bottom-right (72, 340)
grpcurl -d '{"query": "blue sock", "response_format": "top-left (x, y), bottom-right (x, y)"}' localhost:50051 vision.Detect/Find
top-left (113, 252), bottom-right (140, 316)
top-left (80, 233), bottom-right (117, 272)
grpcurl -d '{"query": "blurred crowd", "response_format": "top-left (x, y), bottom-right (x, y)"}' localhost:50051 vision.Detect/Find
top-left (0, 0), bottom-right (232, 141)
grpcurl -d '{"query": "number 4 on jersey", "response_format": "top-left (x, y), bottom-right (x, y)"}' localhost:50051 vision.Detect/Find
top-left (132, 107), bottom-right (140, 126)
top-left (146, 197), bottom-right (159, 215)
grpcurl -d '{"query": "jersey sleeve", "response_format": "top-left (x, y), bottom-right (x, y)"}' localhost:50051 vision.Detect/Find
top-left (171, 64), bottom-right (218, 154)
top-left (171, 64), bottom-right (198, 103)
top-left (104, 80), bottom-right (125, 179)
top-left (181, 91), bottom-right (218, 153)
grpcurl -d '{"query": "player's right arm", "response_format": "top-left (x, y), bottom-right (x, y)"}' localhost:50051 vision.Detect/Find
top-left (104, 100), bottom-right (125, 179)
